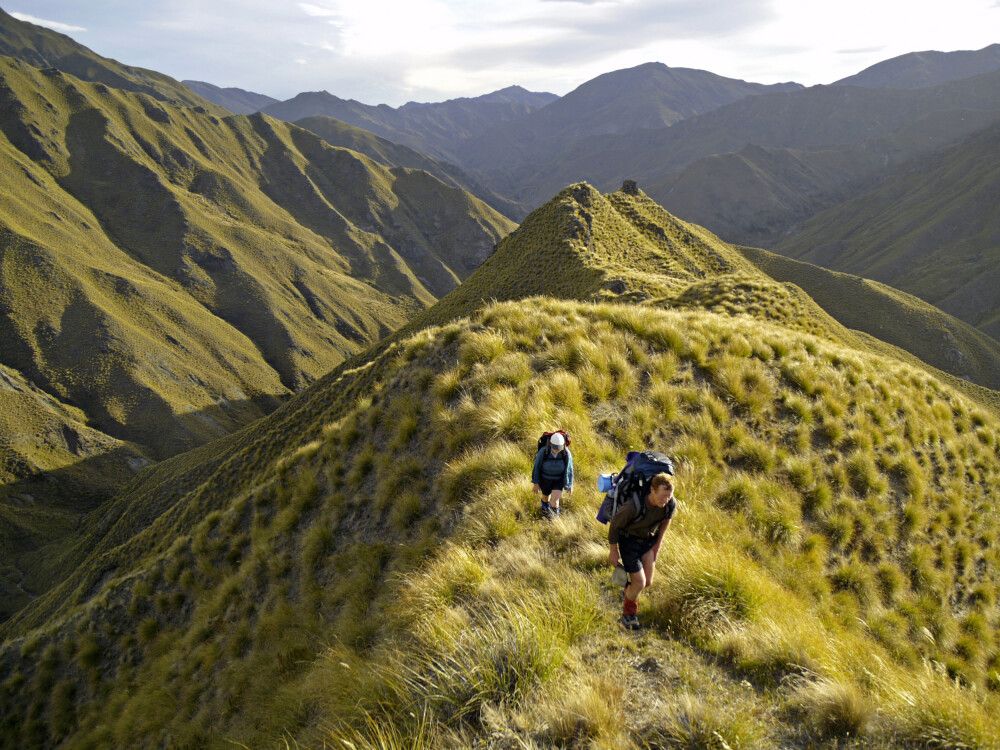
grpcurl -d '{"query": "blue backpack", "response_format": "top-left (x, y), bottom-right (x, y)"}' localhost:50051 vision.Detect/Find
top-left (596, 451), bottom-right (674, 524)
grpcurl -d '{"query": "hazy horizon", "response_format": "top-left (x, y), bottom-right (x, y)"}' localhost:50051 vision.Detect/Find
top-left (8, 1), bottom-right (1000, 107)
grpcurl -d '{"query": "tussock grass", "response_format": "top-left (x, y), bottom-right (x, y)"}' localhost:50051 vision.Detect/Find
top-left (4, 297), bottom-right (1000, 749)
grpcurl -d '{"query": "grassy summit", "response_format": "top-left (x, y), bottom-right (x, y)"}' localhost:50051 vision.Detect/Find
top-left (1, 186), bottom-right (998, 748)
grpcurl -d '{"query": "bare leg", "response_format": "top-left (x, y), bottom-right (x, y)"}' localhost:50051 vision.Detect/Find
top-left (549, 488), bottom-right (563, 510)
top-left (641, 549), bottom-right (657, 588)
top-left (625, 568), bottom-right (647, 603)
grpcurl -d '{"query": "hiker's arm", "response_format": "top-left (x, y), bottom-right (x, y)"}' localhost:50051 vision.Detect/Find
top-left (608, 543), bottom-right (620, 567)
top-left (607, 503), bottom-right (635, 565)
top-left (565, 450), bottom-right (574, 493)
top-left (652, 517), bottom-right (672, 558)
top-left (531, 449), bottom-right (542, 487)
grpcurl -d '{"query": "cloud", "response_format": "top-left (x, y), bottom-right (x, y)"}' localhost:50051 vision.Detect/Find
top-left (10, 11), bottom-right (86, 33)
top-left (418, 0), bottom-right (776, 75)
top-left (298, 3), bottom-right (339, 16)
top-left (836, 45), bottom-right (886, 54)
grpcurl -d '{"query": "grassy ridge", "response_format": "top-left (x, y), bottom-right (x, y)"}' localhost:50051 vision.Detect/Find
top-left (1, 185), bottom-right (999, 747)
top-left (1, 300), bottom-right (998, 747)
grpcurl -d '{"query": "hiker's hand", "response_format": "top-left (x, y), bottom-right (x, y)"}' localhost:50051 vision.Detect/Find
top-left (532, 483), bottom-right (541, 494)
top-left (609, 550), bottom-right (620, 567)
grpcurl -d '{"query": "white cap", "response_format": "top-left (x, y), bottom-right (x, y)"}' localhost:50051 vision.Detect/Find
top-left (550, 432), bottom-right (565, 448)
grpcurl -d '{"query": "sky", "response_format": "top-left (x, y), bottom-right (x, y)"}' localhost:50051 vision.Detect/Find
top-left (9, 1), bottom-right (1000, 105)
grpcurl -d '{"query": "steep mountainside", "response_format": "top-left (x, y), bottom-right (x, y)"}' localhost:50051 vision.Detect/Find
top-left (835, 43), bottom-right (1000, 89)
top-left (776, 119), bottom-right (1000, 338)
top-left (261, 85), bottom-right (555, 165)
top-left (0, 9), bottom-right (216, 110)
top-left (181, 79), bottom-right (277, 114)
top-left (0, 52), bottom-right (513, 624)
top-left (0, 54), bottom-right (513, 456)
top-left (1, 186), bottom-right (998, 749)
top-left (0, 365), bottom-right (146, 622)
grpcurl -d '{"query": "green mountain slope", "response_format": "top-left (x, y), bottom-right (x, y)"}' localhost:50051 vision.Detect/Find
top-left (0, 9), bottom-right (217, 110)
top-left (2, 186), bottom-right (998, 749)
top-left (774, 119), bottom-right (1000, 339)
top-left (0, 364), bottom-right (146, 623)
top-left (835, 43), bottom-right (1000, 89)
top-left (181, 79), bottom-right (277, 114)
top-left (0, 52), bottom-right (513, 623)
top-left (0, 55), bottom-right (513, 453)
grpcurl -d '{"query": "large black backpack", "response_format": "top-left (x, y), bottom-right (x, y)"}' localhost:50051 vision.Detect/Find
top-left (596, 450), bottom-right (674, 524)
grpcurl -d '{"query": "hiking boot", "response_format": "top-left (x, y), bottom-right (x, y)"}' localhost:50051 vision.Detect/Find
top-left (540, 502), bottom-right (552, 519)
top-left (620, 614), bottom-right (640, 631)
top-left (552, 507), bottom-right (562, 517)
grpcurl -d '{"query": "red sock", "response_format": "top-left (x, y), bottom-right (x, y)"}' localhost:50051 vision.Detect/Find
top-left (623, 597), bottom-right (638, 616)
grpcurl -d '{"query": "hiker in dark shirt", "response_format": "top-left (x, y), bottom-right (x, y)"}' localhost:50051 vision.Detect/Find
top-left (531, 432), bottom-right (573, 518)
top-left (608, 473), bottom-right (676, 629)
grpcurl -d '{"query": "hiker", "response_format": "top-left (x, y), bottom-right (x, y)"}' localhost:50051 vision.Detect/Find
top-left (608, 472), bottom-right (676, 629)
top-left (532, 431), bottom-right (573, 518)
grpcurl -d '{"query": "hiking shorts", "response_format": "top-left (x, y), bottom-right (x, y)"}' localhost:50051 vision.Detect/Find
top-left (538, 477), bottom-right (566, 496)
top-left (619, 534), bottom-right (657, 574)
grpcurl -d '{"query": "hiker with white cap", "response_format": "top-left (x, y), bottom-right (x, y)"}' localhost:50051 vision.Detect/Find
top-left (531, 430), bottom-right (573, 518)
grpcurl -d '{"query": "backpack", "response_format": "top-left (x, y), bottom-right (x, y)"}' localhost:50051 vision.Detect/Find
top-left (535, 430), bottom-right (570, 474)
top-left (596, 450), bottom-right (674, 524)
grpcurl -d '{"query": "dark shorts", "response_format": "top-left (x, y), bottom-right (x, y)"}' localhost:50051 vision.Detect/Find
top-left (539, 477), bottom-right (566, 496)
top-left (619, 534), bottom-right (657, 574)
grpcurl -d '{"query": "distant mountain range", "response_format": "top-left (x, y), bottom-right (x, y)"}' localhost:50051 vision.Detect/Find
top-left (180, 41), bottom-right (1000, 342)
top-left (834, 42), bottom-right (1000, 89)
top-left (259, 84), bottom-right (557, 165)
top-left (182, 79), bottom-right (277, 114)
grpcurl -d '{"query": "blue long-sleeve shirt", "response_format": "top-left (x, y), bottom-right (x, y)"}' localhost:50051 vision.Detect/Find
top-left (532, 447), bottom-right (573, 488)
